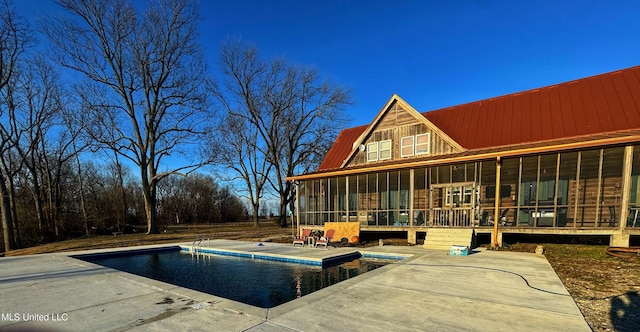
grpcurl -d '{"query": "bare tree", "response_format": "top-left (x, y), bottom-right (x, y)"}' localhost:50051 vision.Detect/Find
top-left (209, 110), bottom-right (272, 227)
top-left (0, 0), bottom-right (29, 251)
top-left (6, 56), bottom-right (67, 236)
top-left (268, 66), bottom-right (351, 227)
top-left (44, 0), bottom-right (212, 234)
top-left (213, 40), bottom-right (351, 227)
top-left (210, 42), bottom-right (275, 227)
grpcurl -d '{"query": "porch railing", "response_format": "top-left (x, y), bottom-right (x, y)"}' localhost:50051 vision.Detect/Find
top-left (432, 207), bottom-right (474, 227)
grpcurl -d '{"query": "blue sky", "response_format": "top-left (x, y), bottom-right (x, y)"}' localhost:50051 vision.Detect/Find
top-left (17, 0), bottom-right (640, 128)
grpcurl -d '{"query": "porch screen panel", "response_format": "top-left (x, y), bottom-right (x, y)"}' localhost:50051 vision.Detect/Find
top-left (398, 170), bottom-right (410, 225)
top-left (517, 156), bottom-right (537, 226)
top-left (499, 157), bottom-right (518, 226)
top-left (336, 177), bottom-right (346, 222)
top-left (436, 165), bottom-right (451, 184)
top-left (537, 154), bottom-right (559, 227)
top-left (479, 160), bottom-right (496, 226)
top-left (413, 168), bottom-right (427, 226)
top-left (367, 173), bottom-right (379, 225)
top-left (630, 146), bottom-right (640, 228)
top-left (600, 147), bottom-right (624, 227)
top-left (298, 181), bottom-right (307, 225)
top-left (314, 179), bottom-right (324, 225)
top-left (388, 171), bottom-right (399, 226)
top-left (576, 149), bottom-right (600, 227)
top-left (358, 175), bottom-right (368, 225)
top-left (348, 176), bottom-right (357, 222)
top-left (559, 152), bottom-right (578, 228)
top-left (466, 163), bottom-right (477, 183)
top-left (379, 172), bottom-right (389, 226)
top-left (452, 163), bottom-right (465, 183)
top-left (321, 178), bottom-right (338, 225)
top-left (314, 179), bottom-right (330, 225)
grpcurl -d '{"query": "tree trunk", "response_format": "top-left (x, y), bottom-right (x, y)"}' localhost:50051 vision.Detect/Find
top-left (278, 201), bottom-right (288, 227)
top-left (75, 154), bottom-right (90, 236)
top-left (32, 184), bottom-right (45, 232)
top-left (252, 201), bottom-right (260, 227)
top-left (143, 175), bottom-right (159, 234)
top-left (0, 172), bottom-right (17, 251)
top-left (114, 155), bottom-right (127, 231)
top-left (80, 184), bottom-right (89, 236)
top-left (7, 174), bottom-right (20, 246)
top-left (278, 180), bottom-right (293, 227)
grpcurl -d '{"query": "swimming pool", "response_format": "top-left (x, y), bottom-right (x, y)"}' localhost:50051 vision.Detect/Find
top-left (76, 248), bottom-right (393, 308)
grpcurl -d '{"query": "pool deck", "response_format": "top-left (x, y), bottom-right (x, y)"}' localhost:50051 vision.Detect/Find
top-left (181, 239), bottom-right (410, 266)
top-left (0, 240), bottom-right (591, 331)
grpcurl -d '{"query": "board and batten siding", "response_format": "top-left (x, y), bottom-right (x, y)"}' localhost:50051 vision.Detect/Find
top-left (346, 101), bottom-right (463, 167)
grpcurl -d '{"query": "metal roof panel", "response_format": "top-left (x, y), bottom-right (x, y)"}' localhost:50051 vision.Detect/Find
top-left (315, 66), bottom-right (640, 172)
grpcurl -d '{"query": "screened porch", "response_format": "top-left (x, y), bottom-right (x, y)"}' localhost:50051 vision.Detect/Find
top-left (296, 145), bottom-right (640, 230)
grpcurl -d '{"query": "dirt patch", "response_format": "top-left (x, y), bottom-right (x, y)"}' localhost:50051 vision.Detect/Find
top-left (504, 243), bottom-right (640, 332)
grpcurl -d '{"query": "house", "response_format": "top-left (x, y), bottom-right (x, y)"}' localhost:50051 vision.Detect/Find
top-left (286, 66), bottom-right (640, 247)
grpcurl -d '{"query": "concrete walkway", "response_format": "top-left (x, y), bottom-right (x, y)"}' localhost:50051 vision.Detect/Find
top-left (0, 241), bottom-right (591, 331)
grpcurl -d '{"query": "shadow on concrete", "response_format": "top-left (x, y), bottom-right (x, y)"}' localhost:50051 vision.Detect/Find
top-left (610, 291), bottom-right (640, 332)
top-left (0, 266), bottom-right (114, 285)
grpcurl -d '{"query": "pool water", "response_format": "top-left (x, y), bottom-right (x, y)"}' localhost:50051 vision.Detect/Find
top-left (78, 249), bottom-right (392, 308)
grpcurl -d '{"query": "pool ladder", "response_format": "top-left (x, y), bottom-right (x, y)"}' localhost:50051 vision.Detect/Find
top-left (191, 237), bottom-right (210, 257)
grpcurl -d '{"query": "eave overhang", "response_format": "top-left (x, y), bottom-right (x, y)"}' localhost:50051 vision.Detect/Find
top-left (287, 130), bottom-right (640, 181)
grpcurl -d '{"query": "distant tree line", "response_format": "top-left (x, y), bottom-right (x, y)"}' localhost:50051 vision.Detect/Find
top-left (0, 0), bottom-right (349, 252)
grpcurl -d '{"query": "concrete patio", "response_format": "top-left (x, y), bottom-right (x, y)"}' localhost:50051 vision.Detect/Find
top-left (0, 240), bottom-right (591, 331)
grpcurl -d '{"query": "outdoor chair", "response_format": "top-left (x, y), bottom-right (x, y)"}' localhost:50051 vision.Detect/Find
top-left (293, 229), bottom-right (311, 247)
top-left (498, 208), bottom-right (510, 226)
top-left (315, 229), bottom-right (335, 250)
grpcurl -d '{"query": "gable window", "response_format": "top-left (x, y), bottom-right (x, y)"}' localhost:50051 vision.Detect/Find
top-left (415, 133), bottom-right (430, 155)
top-left (379, 140), bottom-right (392, 160)
top-left (401, 136), bottom-right (414, 157)
top-left (366, 142), bottom-right (378, 162)
top-left (367, 140), bottom-right (393, 162)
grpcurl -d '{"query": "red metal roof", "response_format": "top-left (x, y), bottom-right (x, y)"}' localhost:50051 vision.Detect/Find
top-left (317, 66), bottom-right (640, 171)
top-left (424, 66), bottom-right (640, 149)
top-left (316, 124), bottom-right (367, 171)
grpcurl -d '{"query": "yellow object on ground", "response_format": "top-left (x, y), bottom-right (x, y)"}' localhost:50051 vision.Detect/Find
top-left (323, 222), bottom-right (360, 243)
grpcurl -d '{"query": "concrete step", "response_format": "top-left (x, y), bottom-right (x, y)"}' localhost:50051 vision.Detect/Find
top-left (423, 228), bottom-right (475, 250)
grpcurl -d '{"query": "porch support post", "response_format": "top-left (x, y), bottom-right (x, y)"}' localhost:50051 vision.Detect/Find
top-left (619, 145), bottom-right (634, 229)
top-left (409, 169), bottom-right (415, 227)
top-left (345, 176), bottom-right (349, 222)
top-left (408, 169), bottom-right (416, 244)
top-left (295, 181), bottom-right (300, 236)
top-left (492, 156), bottom-right (502, 248)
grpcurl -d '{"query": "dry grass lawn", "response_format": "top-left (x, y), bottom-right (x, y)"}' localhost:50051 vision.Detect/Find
top-left (4, 222), bottom-right (295, 256)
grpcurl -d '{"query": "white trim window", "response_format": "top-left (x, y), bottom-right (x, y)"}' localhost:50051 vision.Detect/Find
top-left (415, 133), bottom-right (431, 155)
top-left (401, 136), bottom-right (414, 157)
top-left (366, 142), bottom-right (379, 162)
top-left (379, 140), bottom-right (392, 160)
top-left (367, 140), bottom-right (393, 162)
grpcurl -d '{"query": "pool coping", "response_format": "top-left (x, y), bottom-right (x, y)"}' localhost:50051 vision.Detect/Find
top-left (61, 241), bottom-right (415, 319)
top-left (179, 245), bottom-right (406, 267)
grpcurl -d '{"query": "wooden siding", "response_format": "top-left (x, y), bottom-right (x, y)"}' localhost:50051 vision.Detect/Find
top-left (346, 102), bottom-right (462, 167)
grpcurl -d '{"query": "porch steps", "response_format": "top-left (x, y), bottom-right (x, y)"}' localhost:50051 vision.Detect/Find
top-left (423, 228), bottom-right (475, 250)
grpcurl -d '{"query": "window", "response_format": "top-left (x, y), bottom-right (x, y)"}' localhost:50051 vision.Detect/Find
top-left (416, 133), bottom-right (430, 155)
top-left (445, 187), bottom-right (452, 206)
top-left (366, 142), bottom-right (378, 162)
top-left (379, 140), bottom-right (392, 160)
top-left (401, 136), bottom-right (414, 157)
top-left (367, 140), bottom-right (393, 161)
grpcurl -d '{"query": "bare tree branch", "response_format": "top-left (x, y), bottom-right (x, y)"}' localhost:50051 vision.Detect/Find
top-left (44, 0), bottom-right (212, 234)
